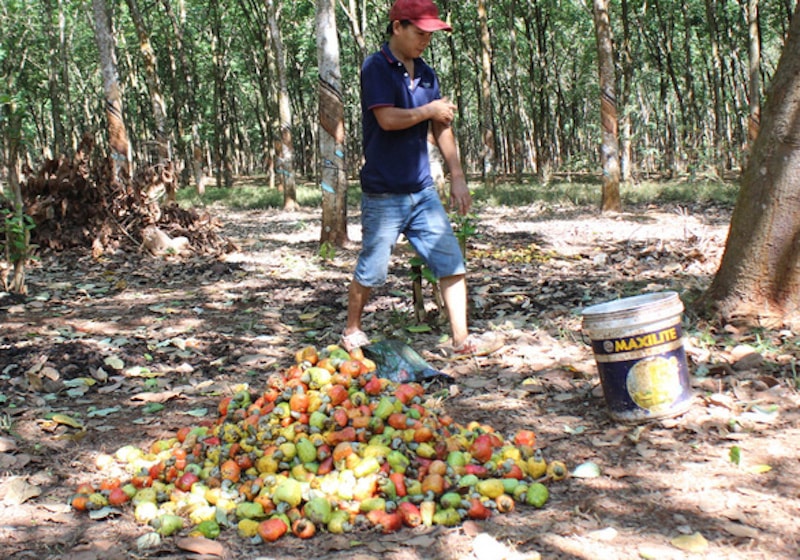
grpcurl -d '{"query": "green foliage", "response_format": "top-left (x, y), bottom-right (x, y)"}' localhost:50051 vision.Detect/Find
top-left (407, 210), bottom-right (479, 287)
top-left (180, 177), bottom-right (738, 212)
top-left (1, 0), bottom-right (794, 185)
top-left (729, 445), bottom-right (741, 465)
top-left (452, 212), bottom-right (477, 244)
top-left (177, 180), bottom-right (361, 210)
top-left (408, 256), bottom-right (439, 285)
top-left (2, 207), bottom-right (37, 266)
top-left (471, 177), bottom-right (738, 208)
top-left (621, 180), bottom-right (739, 206)
top-left (318, 241), bottom-right (336, 261)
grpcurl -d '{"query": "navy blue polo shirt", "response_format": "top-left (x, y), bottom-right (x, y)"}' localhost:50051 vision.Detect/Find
top-left (360, 43), bottom-right (441, 194)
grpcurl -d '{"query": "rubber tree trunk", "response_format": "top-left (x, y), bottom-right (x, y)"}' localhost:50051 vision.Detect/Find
top-left (704, 2), bottom-right (800, 328)
top-left (159, 0), bottom-right (207, 194)
top-left (91, 0), bottom-right (131, 181)
top-left (593, 0), bottom-right (621, 212)
top-left (619, 0), bottom-right (633, 182)
top-left (267, 0), bottom-right (298, 211)
top-left (477, 0), bottom-right (495, 188)
top-left (316, 0), bottom-right (349, 247)
top-left (4, 107), bottom-right (27, 295)
top-left (747, 0), bottom-right (761, 147)
top-left (126, 0), bottom-right (175, 202)
top-left (43, 0), bottom-right (66, 156)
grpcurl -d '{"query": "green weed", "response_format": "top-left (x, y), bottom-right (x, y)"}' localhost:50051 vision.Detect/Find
top-left (2, 207), bottom-right (37, 266)
top-left (178, 176), bottom-right (738, 211)
top-left (177, 180), bottom-right (361, 210)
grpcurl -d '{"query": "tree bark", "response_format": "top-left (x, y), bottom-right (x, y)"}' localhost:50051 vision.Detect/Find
top-left (339, 0), bottom-right (367, 68)
top-left (126, 0), bottom-right (175, 201)
top-left (747, 0), bottom-right (761, 148)
top-left (316, 0), bottom-right (348, 247)
top-left (91, 0), bottom-right (131, 180)
top-left (58, 0), bottom-right (75, 153)
top-left (3, 106), bottom-right (27, 294)
top-left (508, 0), bottom-right (527, 182)
top-left (650, 0), bottom-right (687, 175)
top-left (704, 2), bottom-right (800, 327)
top-left (266, 0), bottom-right (297, 210)
top-left (704, 0), bottom-right (724, 173)
top-left (477, 0), bottom-right (495, 187)
top-left (522, 3), bottom-right (553, 183)
top-left (43, 0), bottom-right (66, 156)
top-left (209, 3), bottom-right (233, 188)
top-left (618, 0), bottom-right (633, 182)
top-left (440, 0), bottom-right (466, 175)
top-left (593, 0), bottom-right (621, 212)
top-left (159, 0), bottom-right (207, 194)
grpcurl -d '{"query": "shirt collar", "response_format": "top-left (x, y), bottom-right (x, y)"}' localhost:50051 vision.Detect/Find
top-left (380, 42), bottom-right (421, 69)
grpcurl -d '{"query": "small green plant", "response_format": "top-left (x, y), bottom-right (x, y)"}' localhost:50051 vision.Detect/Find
top-left (2, 208), bottom-right (35, 261)
top-left (2, 208), bottom-right (37, 292)
top-left (407, 212), bottom-right (479, 289)
top-left (387, 303), bottom-right (415, 329)
top-left (318, 241), bottom-right (336, 261)
top-left (0, 410), bottom-right (12, 431)
top-left (750, 329), bottom-right (780, 355)
top-left (451, 212), bottom-right (478, 257)
top-left (409, 255), bottom-right (438, 285)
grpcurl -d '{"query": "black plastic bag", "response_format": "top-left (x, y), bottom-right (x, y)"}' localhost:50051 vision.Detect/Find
top-left (362, 339), bottom-right (453, 384)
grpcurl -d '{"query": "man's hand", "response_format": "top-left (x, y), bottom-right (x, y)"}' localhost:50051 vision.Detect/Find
top-left (450, 175), bottom-right (471, 216)
top-left (373, 97), bottom-right (456, 131)
top-left (428, 97), bottom-right (457, 127)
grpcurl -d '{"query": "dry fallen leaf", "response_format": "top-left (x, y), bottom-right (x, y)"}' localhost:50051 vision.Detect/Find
top-left (590, 432), bottom-right (626, 447)
top-left (670, 532), bottom-right (709, 553)
top-left (587, 527), bottom-right (618, 541)
top-left (0, 452), bottom-right (32, 469)
top-left (404, 533), bottom-right (440, 547)
top-left (48, 413), bottom-right (84, 429)
top-left (720, 521), bottom-right (760, 539)
top-left (0, 436), bottom-right (17, 452)
top-left (2, 476), bottom-right (42, 505)
top-left (572, 461), bottom-right (602, 478)
top-left (136, 532), bottom-right (161, 551)
top-left (635, 443), bottom-right (657, 459)
top-left (130, 390), bottom-right (182, 403)
top-left (63, 540), bottom-right (128, 560)
top-left (40, 366), bottom-right (61, 381)
top-left (175, 536), bottom-right (225, 557)
top-left (474, 533), bottom-right (515, 560)
top-left (25, 370), bottom-right (44, 392)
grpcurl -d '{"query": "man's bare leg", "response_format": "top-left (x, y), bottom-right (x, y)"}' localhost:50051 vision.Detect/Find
top-left (345, 279), bottom-right (372, 336)
top-left (439, 273), bottom-right (469, 347)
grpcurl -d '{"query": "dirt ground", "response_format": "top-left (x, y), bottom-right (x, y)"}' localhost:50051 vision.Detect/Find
top-left (1, 198), bottom-right (799, 560)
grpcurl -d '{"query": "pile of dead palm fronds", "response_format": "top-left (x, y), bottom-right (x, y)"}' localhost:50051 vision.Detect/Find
top-left (21, 133), bottom-right (231, 257)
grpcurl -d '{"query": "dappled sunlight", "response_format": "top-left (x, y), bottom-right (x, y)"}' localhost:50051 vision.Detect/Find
top-left (4, 185), bottom-right (800, 559)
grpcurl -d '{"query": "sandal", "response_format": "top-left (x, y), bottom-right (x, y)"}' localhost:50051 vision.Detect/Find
top-left (340, 329), bottom-right (370, 352)
top-left (451, 333), bottom-right (504, 358)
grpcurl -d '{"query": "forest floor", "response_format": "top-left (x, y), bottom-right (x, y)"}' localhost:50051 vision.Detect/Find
top-left (1, 192), bottom-right (799, 560)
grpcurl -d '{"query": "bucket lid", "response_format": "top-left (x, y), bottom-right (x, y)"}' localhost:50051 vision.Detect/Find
top-left (581, 291), bottom-right (682, 320)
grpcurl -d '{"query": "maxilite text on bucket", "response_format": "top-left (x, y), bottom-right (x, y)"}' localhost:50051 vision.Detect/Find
top-left (603, 326), bottom-right (680, 354)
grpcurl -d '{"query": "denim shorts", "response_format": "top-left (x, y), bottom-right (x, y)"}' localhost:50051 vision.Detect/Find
top-left (354, 186), bottom-right (466, 287)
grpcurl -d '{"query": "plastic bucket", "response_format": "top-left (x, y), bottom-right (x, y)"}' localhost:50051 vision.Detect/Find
top-left (582, 292), bottom-right (693, 423)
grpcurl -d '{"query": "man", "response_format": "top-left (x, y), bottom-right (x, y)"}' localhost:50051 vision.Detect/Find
top-left (341, 0), bottom-right (479, 356)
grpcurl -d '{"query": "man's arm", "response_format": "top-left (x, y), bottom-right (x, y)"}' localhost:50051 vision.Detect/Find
top-left (432, 119), bottom-right (471, 216)
top-left (373, 98), bottom-right (456, 131)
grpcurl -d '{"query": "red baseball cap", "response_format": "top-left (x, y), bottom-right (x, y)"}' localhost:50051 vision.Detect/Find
top-left (389, 0), bottom-right (452, 32)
